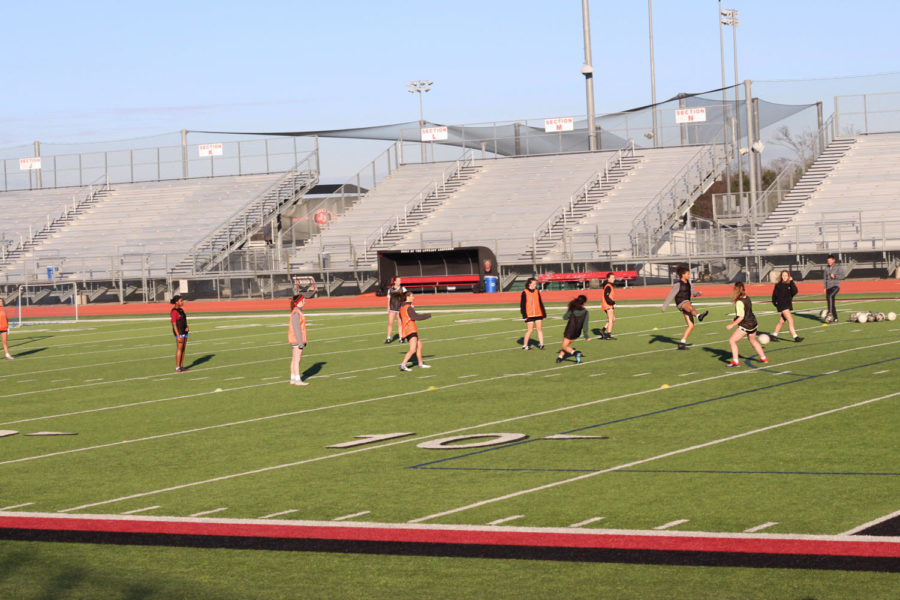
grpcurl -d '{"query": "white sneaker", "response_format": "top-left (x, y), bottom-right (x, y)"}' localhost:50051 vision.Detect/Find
top-left (293, 379), bottom-right (309, 386)
top-left (4, 355), bottom-right (12, 360)
top-left (419, 363), bottom-right (431, 369)
top-left (400, 364), bottom-right (412, 372)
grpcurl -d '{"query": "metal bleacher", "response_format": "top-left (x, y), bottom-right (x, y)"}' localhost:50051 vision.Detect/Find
top-left (0, 186), bottom-right (93, 259)
top-left (764, 132), bottom-right (900, 253)
top-left (0, 174), bottom-right (287, 280)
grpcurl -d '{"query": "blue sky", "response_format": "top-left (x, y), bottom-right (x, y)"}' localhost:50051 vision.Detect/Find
top-left (1, 1), bottom-right (898, 178)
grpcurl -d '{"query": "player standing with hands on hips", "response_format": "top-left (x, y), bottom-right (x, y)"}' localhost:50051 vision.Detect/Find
top-left (170, 295), bottom-right (189, 373)
top-left (823, 254), bottom-right (844, 322)
top-left (288, 294), bottom-right (309, 386)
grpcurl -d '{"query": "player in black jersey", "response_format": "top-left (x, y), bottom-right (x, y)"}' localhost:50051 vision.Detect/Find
top-left (725, 282), bottom-right (768, 367)
top-left (661, 266), bottom-right (708, 350)
top-left (556, 295), bottom-right (591, 364)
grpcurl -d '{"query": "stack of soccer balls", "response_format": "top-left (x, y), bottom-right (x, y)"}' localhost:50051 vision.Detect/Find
top-left (850, 311), bottom-right (897, 322)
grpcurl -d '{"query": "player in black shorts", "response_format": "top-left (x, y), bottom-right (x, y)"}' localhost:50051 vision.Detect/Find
top-left (661, 265), bottom-right (708, 350)
top-left (556, 295), bottom-right (591, 364)
top-left (725, 282), bottom-right (768, 367)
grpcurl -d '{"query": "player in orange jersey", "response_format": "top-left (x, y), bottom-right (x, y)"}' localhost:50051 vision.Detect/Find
top-left (288, 294), bottom-right (309, 386)
top-left (519, 277), bottom-right (546, 350)
top-left (0, 297), bottom-right (12, 359)
top-left (398, 291), bottom-right (432, 371)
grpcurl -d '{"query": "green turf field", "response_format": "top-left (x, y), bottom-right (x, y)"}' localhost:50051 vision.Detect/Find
top-left (1, 295), bottom-right (898, 599)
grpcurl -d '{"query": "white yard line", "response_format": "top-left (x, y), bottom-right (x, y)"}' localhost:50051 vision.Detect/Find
top-left (654, 519), bottom-right (689, 530)
top-left (51, 347), bottom-right (900, 514)
top-left (569, 516), bottom-right (605, 528)
top-left (189, 507), bottom-right (229, 517)
top-left (744, 521), bottom-right (779, 533)
top-left (0, 502), bottom-right (34, 511)
top-left (873, 370), bottom-right (889, 375)
top-left (407, 391), bottom-right (900, 524)
top-left (488, 515), bottom-right (524, 526)
top-left (841, 508), bottom-right (900, 535)
top-left (332, 511), bottom-right (371, 522)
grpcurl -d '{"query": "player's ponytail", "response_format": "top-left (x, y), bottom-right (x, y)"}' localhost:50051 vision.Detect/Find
top-left (731, 282), bottom-right (745, 303)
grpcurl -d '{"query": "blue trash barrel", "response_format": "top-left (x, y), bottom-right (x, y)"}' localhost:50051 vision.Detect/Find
top-left (483, 275), bottom-right (498, 293)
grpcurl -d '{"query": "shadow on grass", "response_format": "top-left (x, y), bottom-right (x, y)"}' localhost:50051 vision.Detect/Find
top-left (185, 354), bottom-right (214, 369)
top-left (648, 334), bottom-right (679, 346)
top-left (302, 361), bottom-right (326, 379)
top-left (9, 335), bottom-right (53, 348)
top-left (9, 348), bottom-right (47, 358)
top-left (703, 346), bottom-right (734, 363)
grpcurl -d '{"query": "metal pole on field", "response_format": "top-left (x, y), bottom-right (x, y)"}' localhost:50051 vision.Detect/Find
top-left (744, 80), bottom-right (758, 274)
top-left (582, 0), bottom-right (597, 151)
top-left (648, 0), bottom-right (658, 148)
top-left (181, 129), bottom-right (188, 179)
top-left (34, 141), bottom-right (42, 189)
top-left (721, 8), bottom-right (741, 197)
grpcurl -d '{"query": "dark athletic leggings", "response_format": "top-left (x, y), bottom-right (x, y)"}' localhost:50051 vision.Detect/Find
top-left (825, 286), bottom-right (839, 318)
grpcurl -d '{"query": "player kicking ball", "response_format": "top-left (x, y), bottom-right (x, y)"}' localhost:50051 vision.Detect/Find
top-left (661, 265), bottom-right (708, 350)
top-left (725, 282), bottom-right (768, 367)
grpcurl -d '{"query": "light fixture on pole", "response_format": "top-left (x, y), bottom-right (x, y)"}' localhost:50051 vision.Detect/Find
top-left (720, 8), bottom-right (742, 199)
top-left (407, 80), bottom-right (432, 162)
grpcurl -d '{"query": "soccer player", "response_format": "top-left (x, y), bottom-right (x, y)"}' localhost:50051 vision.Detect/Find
top-left (725, 282), bottom-right (768, 367)
top-left (599, 272), bottom-right (617, 340)
top-left (385, 277), bottom-right (407, 344)
top-left (520, 277), bottom-right (546, 350)
top-left (288, 294), bottom-right (309, 386)
top-left (771, 270), bottom-right (803, 342)
top-left (661, 265), bottom-right (708, 350)
top-left (0, 297), bottom-right (12, 360)
top-left (824, 254), bottom-right (844, 322)
top-left (556, 294), bottom-right (591, 364)
top-left (170, 295), bottom-right (189, 373)
top-left (398, 291), bottom-right (432, 371)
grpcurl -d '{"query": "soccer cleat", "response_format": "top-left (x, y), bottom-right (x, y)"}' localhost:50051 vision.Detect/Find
top-left (698, 310), bottom-right (709, 322)
top-left (399, 364), bottom-right (412, 372)
top-left (294, 379), bottom-right (309, 386)
top-left (522, 345), bottom-right (531, 350)
top-left (677, 342), bottom-right (687, 350)
top-left (384, 338), bottom-right (392, 344)
top-left (575, 354), bottom-right (582, 364)
top-left (4, 354), bottom-right (13, 360)
top-left (538, 345), bottom-right (545, 350)
top-left (770, 335), bottom-right (782, 342)
top-left (605, 335), bottom-right (617, 340)
top-left (794, 336), bottom-right (804, 343)
top-left (419, 363), bottom-right (431, 369)
top-left (759, 358), bottom-right (769, 364)
top-left (555, 356), bottom-right (563, 363)
top-left (175, 367), bottom-right (182, 373)
top-left (726, 361), bottom-right (741, 367)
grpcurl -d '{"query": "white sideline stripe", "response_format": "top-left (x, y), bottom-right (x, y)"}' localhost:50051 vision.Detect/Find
top-left (841, 508), bottom-right (900, 535)
top-left (17, 379), bottom-right (36, 383)
top-left (488, 515), bottom-right (524, 526)
top-left (223, 377), bottom-right (245, 381)
top-left (0, 503), bottom-right (34, 511)
top-left (678, 372), bottom-right (696, 377)
top-left (873, 370), bottom-right (889, 375)
top-left (377, 375), bottom-right (397, 380)
top-left (633, 372), bottom-right (650, 377)
top-left (121, 505), bottom-right (159, 515)
top-left (457, 374), bottom-right (479, 379)
top-left (50, 379), bottom-right (70, 383)
top-left (569, 516), bottom-right (605, 528)
top-left (744, 522), bottom-right (779, 533)
top-left (261, 376), bottom-right (281, 381)
top-left (190, 377), bottom-right (209, 381)
top-left (588, 373), bottom-right (605, 377)
top-left (544, 373), bottom-right (561, 378)
top-left (407, 391), bottom-right (900, 524)
top-left (654, 519), bottom-right (689, 530)
top-left (190, 507), bottom-right (228, 517)
top-left (260, 509), bottom-right (298, 519)
top-left (52, 346), bottom-right (900, 514)
top-left (338, 376), bottom-right (357, 380)
top-left (332, 511), bottom-right (371, 521)
top-left (824, 370), bottom-right (840, 375)
top-left (84, 378), bottom-right (104, 382)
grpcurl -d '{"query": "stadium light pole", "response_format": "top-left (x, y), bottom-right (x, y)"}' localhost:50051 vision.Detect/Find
top-left (718, 0), bottom-right (731, 194)
top-left (407, 80), bottom-right (432, 163)
top-left (648, 0), bottom-right (658, 148)
top-left (721, 8), bottom-right (743, 202)
top-left (581, 0), bottom-right (597, 151)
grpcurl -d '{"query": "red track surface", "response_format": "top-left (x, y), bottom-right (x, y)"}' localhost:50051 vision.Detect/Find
top-left (18, 279), bottom-right (900, 318)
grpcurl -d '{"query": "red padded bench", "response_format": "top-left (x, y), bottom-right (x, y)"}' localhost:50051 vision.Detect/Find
top-left (537, 270), bottom-right (638, 289)
top-left (401, 274), bottom-right (482, 293)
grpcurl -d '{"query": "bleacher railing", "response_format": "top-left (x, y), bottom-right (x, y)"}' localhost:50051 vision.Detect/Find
top-left (527, 142), bottom-right (635, 262)
top-left (629, 144), bottom-right (728, 257)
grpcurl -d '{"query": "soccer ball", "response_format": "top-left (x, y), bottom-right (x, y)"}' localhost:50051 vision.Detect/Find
top-left (757, 333), bottom-right (771, 345)
top-left (876, 312), bottom-right (886, 322)
top-left (888, 312), bottom-right (897, 321)
top-left (824, 314), bottom-right (835, 324)
top-left (867, 312), bottom-right (876, 323)
top-left (820, 309), bottom-right (828, 319)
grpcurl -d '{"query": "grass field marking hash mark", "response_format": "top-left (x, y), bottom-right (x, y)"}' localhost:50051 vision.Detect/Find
top-left (121, 506), bottom-right (160, 515)
top-left (569, 516), bottom-right (605, 528)
top-left (50, 342), bottom-right (900, 515)
top-left (406, 390), bottom-right (900, 524)
top-left (0, 503), bottom-right (34, 511)
top-left (744, 522), bottom-right (779, 533)
top-left (332, 511), bottom-right (371, 521)
top-left (654, 519), bottom-right (690, 530)
top-left (190, 508), bottom-right (228, 517)
top-left (259, 509), bottom-right (299, 519)
top-left (488, 515), bottom-right (525, 525)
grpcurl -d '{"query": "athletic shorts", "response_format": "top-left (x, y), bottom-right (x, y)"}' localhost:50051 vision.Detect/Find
top-left (739, 325), bottom-right (758, 335)
top-left (174, 332), bottom-right (188, 340)
top-left (676, 299), bottom-right (692, 311)
top-left (0, 329), bottom-right (7, 334)
top-left (388, 309), bottom-right (400, 314)
top-left (524, 316), bottom-right (544, 323)
top-left (405, 332), bottom-right (419, 341)
top-left (291, 343), bottom-right (305, 349)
